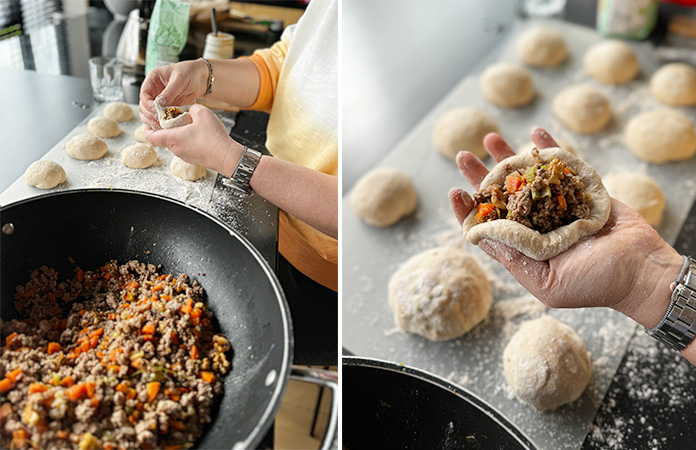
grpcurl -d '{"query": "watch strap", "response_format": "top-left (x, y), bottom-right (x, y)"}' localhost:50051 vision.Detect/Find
top-left (223, 146), bottom-right (261, 194)
top-left (646, 256), bottom-right (696, 351)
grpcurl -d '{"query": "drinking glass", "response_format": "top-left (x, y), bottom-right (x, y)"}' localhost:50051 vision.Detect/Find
top-left (88, 56), bottom-right (124, 102)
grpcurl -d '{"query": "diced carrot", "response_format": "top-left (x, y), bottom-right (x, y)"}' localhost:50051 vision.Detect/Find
top-left (171, 332), bottom-right (180, 345)
top-left (199, 371), bottom-right (215, 383)
top-left (130, 358), bottom-right (143, 370)
top-left (50, 304), bottom-right (60, 315)
top-left (89, 328), bottom-right (104, 338)
top-left (65, 383), bottom-right (87, 401)
top-left (170, 420), bottom-right (187, 431)
top-left (85, 381), bottom-right (96, 398)
top-left (110, 348), bottom-right (123, 362)
top-left (126, 281), bottom-right (139, 290)
top-left (60, 319), bottom-right (68, 330)
top-left (163, 444), bottom-right (184, 450)
top-left (103, 442), bottom-right (115, 450)
top-left (180, 298), bottom-right (193, 314)
top-left (557, 194), bottom-right (567, 210)
top-left (76, 269), bottom-right (84, 282)
top-left (36, 421), bottom-right (48, 434)
top-left (6, 368), bottom-right (22, 383)
top-left (47, 342), bottom-right (61, 355)
top-left (91, 397), bottom-right (99, 409)
top-left (190, 345), bottom-right (199, 360)
top-left (152, 283), bottom-right (164, 292)
top-left (56, 430), bottom-right (69, 439)
top-left (505, 175), bottom-right (523, 194)
top-left (5, 332), bottom-right (19, 348)
top-left (61, 376), bottom-right (75, 387)
top-left (146, 381), bottom-right (160, 403)
top-left (0, 402), bottom-right (13, 420)
top-left (141, 335), bottom-right (153, 342)
top-left (78, 309), bottom-right (87, 317)
top-left (126, 388), bottom-right (137, 400)
top-left (103, 272), bottom-right (112, 280)
top-left (115, 383), bottom-right (128, 393)
top-left (161, 295), bottom-right (171, 301)
top-left (107, 364), bottom-right (120, 373)
top-left (47, 292), bottom-right (56, 303)
top-left (12, 429), bottom-right (29, 443)
top-left (141, 443), bottom-right (153, 450)
top-left (23, 290), bottom-right (34, 299)
top-left (28, 383), bottom-right (48, 394)
top-left (474, 203), bottom-right (496, 222)
top-left (141, 324), bottom-right (156, 335)
top-left (0, 379), bottom-right (13, 393)
top-left (89, 335), bottom-right (99, 349)
top-left (81, 340), bottom-right (90, 353)
top-left (135, 401), bottom-right (144, 411)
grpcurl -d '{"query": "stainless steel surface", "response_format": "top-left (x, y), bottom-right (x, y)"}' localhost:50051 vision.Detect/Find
top-left (342, 18), bottom-right (696, 450)
top-left (289, 366), bottom-right (338, 450)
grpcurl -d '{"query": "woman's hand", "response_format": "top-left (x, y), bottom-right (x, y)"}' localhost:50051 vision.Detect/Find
top-left (139, 60), bottom-right (209, 130)
top-left (144, 105), bottom-right (243, 176)
top-left (449, 127), bottom-right (682, 329)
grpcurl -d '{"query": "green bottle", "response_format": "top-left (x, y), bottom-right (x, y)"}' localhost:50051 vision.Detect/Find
top-left (596, 0), bottom-right (659, 40)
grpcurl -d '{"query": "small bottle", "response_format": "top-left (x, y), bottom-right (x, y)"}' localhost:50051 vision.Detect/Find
top-left (596, 0), bottom-right (659, 40)
top-left (203, 32), bottom-right (235, 60)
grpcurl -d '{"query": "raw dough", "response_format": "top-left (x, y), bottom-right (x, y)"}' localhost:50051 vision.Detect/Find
top-left (24, 160), bottom-right (66, 189)
top-left (480, 63), bottom-right (534, 107)
top-left (134, 124), bottom-right (148, 143)
top-left (87, 117), bottom-right (120, 138)
top-left (66, 133), bottom-right (108, 160)
top-left (170, 156), bottom-right (207, 181)
top-left (625, 109), bottom-right (696, 163)
top-left (516, 27), bottom-right (567, 68)
top-left (650, 63), bottom-right (696, 106)
top-left (121, 143), bottom-right (157, 169)
top-left (388, 247), bottom-right (492, 341)
top-left (350, 168), bottom-right (417, 227)
top-left (603, 172), bottom-right (665, 227)
top-left (518, 138), bottom-right (577, 156)
top-left (462, 148), bottom-right (610, 261)
top-left (433, 107), bottom-right (498, 159)
top-left (155, 102), bottom-right (192, 129)
top-left (103, 101), bottom-right (134, 122)
top-left (583, 40), bottom-right (639, 84)
top-left (503, 316), bottom-right (591, 411)
top-left (553, 85), bottom-right (611, 134)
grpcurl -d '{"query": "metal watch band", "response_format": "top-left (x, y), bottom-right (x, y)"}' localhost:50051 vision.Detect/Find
top-left (200, 57), bottom-right (214, 96)
top-left (223, 146), bottom-right (261, 194)
top-left (646, 257), bottom-right (696, 351)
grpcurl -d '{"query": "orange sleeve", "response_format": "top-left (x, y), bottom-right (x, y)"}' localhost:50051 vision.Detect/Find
top-left (241, 39), bottom-right (289, 113)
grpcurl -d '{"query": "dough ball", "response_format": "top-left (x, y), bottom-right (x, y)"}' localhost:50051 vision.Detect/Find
top-left (433, 107), bottom-right (498, 159)
top-left (24, 160), bottom-right (66, 189)
top-left (134, 124), bottom-right (148, 143)
top-left (503, 316), bottom-right (591, 411)
top-left (121, 143), bottom-right (157, 169)
top-left (170, 156), bottom-right (207, 181)
top-left (518, 138), bottom-right (577, 156)
top-left (88, 117), bottom-right (120, 138)
top-left (603, 172), bottom-right (664, 227)
top-left (350, 168), bottom-right (417, 227)
top-left (650, 63), bottom-right (696, 106)
top-left (625, 109), bottom-right (696, 163)
top-left (480, 63), bottom-right (534, 107)
top-left (517, 27), bottom-right (567, 68)
top-left (553, 85), bottom-right (611, 134)
top-left (388, 247), bottom-right (492, 341)
top-left (66, 133), bottom-right (108, 160)
top-left (103, 101), bottom-right (134, 122)
top-left (584, 40), bottom-right (639, 84)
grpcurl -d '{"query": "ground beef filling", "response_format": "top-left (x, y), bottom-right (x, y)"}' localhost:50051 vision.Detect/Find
top-left (473, 153), bottom-right (591, 233)
top-left (0, 261), bottom-right (231, 450)
top-left (163, 107), bottom-right (182, 120)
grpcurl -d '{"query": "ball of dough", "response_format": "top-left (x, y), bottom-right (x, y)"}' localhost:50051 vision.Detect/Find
top-left (625, 109), bottom-right (696, 163)
top-left (553, 85), bottom-right (611, 134)
top-left (584, 40), bottom-right (639, 84)
top-left (480, 63), bottom-right (535, 107)
top-left (518, 138), bottom-right (577, 156)
top-left (433, 107), bottom-right (498, 159)
top-left (103, 101), bottom-right (134, 122)
top-left (88, 117), bottom-right (120, 138)
top-left (121, 143), bottom-right (158, 169)
top-left (651, 63), bottom-right (696, 106)
top-left (388, 247), bottom-right (492, 341)
top-left (603, 172), bottom-right (664, 227)
top-left (24, 160), bottom-right (66, 189)
top-left (170, 156), bottom-right (207, 181)
top-left (503, 316), bottom-right (591, 411)
top-left (350, 168), bottom-right (417, 227)
top-left (134, 124), bottom-right (148, 143)
top-left (66, 133), bottom-right (108, 160)
top-left (517, 27), bottom-right (567, 68)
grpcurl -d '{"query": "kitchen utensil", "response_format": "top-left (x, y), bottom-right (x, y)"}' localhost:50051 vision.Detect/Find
top-left (211, 7), bottom-right (218, 36)
top-left (343, 357), bottom-right (538, 449)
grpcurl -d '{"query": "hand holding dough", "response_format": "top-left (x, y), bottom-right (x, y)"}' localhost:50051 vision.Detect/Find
top-left (155, 101), bottom-right (192, 129)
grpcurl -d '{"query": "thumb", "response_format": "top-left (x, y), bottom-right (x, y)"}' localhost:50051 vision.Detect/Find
top-left (145, 127), bottom-right (185, 150)
top-left (187, 104), bottom-right (213, 121)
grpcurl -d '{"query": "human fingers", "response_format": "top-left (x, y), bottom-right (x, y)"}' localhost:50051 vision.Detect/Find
top-left (449, 188), bottom-right (475, 226)
top-left (530, 127), bottom-right (559, 149)
top-left (139, 103), bottom-right (159, 129)
top-left (483, 133), bottom-right (516, 162)
top-left (455, 151), bottom-right (489, 190)
top-left (478, 238), bottom-right (552, 298)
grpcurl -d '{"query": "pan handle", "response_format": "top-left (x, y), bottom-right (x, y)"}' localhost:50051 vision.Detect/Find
top-left (289, 365), bottom-right (338, 450)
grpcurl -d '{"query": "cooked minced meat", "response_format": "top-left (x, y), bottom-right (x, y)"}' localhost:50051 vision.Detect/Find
top-left (163, 107), bottom-right (182, 120)
top-left (473, 150), bottom-right (590, 233)
top-left (0, 261), bottom-right (231, 450)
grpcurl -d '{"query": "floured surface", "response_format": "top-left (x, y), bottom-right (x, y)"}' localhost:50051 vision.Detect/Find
top-left (343, 19), bottom-right (696, 449)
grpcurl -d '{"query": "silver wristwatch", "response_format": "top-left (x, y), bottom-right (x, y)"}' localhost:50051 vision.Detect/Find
top-left (646, 256), bottom-right (696, 351)
top-left (223, 146), bottom-right (261, 194)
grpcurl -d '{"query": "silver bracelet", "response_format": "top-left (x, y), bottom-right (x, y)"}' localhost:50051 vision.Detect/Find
top-left (645, 256), bottom-right (696, 351)
top-left (200, 57), bottom-right (214, 96)
top-left (223, 146), bottom-right (261, 194)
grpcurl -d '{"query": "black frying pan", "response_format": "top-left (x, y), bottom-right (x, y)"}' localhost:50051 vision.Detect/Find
top-left (0, 189), bottom-right (292, 449)
top-left (343, 357), bottom-right (538, 450)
